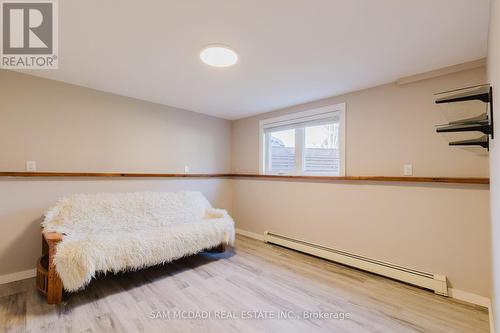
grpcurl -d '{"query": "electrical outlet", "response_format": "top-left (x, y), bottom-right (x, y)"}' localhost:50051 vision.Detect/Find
top-left (26, 161), bottom-right (37, 172)
top-left (184, 166), bottom-right (190, 173)
top-left (403, 164), bottom-right (413, 176)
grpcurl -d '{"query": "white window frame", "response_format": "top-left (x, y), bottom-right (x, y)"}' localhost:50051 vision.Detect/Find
top-left (259, 102), bottom-right (346, 176)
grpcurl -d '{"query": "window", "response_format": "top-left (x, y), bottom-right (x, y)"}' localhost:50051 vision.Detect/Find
top-left (260, 103), bottom-right (345, 176)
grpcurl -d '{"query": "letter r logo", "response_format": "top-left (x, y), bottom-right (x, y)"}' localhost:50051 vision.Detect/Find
top-left (2, 2), bottom-right (53, 54)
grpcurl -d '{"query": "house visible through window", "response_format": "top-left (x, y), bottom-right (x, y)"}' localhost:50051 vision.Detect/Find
top-left (260, 103), bottom-right (345, 176)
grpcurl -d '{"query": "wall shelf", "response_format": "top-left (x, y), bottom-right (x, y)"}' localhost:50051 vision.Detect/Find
top-left (435, 84), bottom-right (494, 151)
top-left (435, 85), bottom-right (491, 104)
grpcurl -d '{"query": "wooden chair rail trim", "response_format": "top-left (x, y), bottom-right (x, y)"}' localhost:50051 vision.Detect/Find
top-left (0, 172), bottom-right (489, 185)
top-left (0, 172), bottom-right (228, 178)
top-left (232, 174), bottom-right (490, 184)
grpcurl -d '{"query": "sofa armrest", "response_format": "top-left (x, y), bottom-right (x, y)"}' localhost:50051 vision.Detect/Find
top-left (43, 231), bottom-right (63, 243)
top-left (41, 231), bottom-right (63, 304)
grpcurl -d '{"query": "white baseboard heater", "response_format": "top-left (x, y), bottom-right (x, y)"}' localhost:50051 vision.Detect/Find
top-left (263, 231), bottom-right (448, 296)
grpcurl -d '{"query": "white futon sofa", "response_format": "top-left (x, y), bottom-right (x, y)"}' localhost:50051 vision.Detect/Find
top-left (39, 191), bottom-right (235, 304)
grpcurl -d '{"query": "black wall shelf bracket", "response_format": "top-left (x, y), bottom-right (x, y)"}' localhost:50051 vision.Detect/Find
top-left (436, 121), bottom-right (491, 135)
top-left (449, 136), bottom-right (489, 150)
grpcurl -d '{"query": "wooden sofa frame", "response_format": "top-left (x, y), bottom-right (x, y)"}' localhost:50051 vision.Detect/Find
top-left (42, 231), bottom-right (64, 304)
top-left (41, 231), bottom-right (226, 304)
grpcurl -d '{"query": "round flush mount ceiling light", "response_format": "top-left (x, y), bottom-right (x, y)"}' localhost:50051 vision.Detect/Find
top-left (200, 45), bottom-right (238, 67)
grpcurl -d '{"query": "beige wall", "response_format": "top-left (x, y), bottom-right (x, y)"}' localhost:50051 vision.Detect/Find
top-left (0, 70), bottom-right (231, 173)
top-left (487, 0), bottom-right (500, 329)
top-left (231, 68), bottom-right (491, 297)
top-left (0, 70), bottom-right (233, 277)
top-left (232, 67), bottom-right (489, 177)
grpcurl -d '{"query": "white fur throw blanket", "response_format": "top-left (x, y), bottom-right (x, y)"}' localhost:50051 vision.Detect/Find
top-left (41, 191), bottom-right (235, 292)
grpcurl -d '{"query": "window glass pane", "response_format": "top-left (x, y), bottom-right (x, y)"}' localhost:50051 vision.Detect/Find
top-left (269, 129), bottom-right (295, 172)
top-left (304, 123), bottom-right (339, 174)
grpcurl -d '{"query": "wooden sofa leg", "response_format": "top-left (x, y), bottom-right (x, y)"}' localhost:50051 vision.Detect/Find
top-left (43, 232), bottom-right (63, 304)
top-left (207, 243), bottom-right (226, 253)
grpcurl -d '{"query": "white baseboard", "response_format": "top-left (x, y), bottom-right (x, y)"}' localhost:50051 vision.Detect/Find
top-left (447, 288), bottom-right (491, 308)
top-left (447, 287), bottom-right (494, 332)
top-left (448, 288), bottom-right (495, 333)
top-left (447, 289), bottom-right (493, 333)
top-left (0, 268), bottom-right (36, 285)
top-left (236, 228), bottom-right (265, 241)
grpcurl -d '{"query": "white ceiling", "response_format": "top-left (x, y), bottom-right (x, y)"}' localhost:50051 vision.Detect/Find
top-left (24, 0), bottom-right (490, 120)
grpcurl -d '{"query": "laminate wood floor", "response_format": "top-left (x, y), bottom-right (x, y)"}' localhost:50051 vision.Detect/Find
top-left (0, 235), bottom-right (490, 333)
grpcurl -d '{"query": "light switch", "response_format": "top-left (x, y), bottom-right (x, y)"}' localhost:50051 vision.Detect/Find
top-left (403, 164), bottom-right (413, 176)
top-left (26, 161), bottom-right (37, 172)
